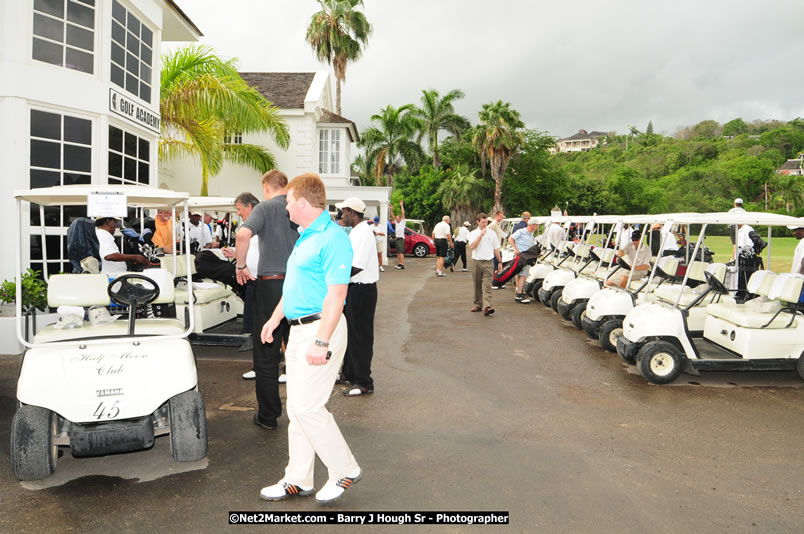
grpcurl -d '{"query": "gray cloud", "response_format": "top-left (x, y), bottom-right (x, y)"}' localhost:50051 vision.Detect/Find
top-left (171, 0), bottom-right (804, 139)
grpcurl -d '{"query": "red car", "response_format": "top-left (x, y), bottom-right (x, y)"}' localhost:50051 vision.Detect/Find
top-left (389, 227), bottom-right (436, 257)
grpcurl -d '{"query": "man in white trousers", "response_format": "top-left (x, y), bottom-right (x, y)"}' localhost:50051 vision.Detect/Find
top-left (259, 173), bottom-right (362, 505)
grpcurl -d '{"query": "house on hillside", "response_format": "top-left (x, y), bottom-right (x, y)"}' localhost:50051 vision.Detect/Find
top-left (0, 0), bottom-right (202, 282)
top-left (159, 71), bottom-right (392, 257)
top-left (776, 154), bottom-right (804, 176)
top-left (549, 129), bottom-right (609, 154)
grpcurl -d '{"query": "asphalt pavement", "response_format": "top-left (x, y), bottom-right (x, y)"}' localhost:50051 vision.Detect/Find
top-left (1, 257), bottom-right (803, 533)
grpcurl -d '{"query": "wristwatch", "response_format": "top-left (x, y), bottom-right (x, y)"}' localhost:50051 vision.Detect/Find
top-left (313, 338), bottom-right (329, 348)
top-left (236, 264), bottom-right (247, 270)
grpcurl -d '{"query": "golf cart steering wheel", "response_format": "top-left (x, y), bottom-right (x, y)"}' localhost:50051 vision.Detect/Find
top-left (617, 257), bottom-right (631, 271)
top-left (704, 271), bottom-right (729, 295)
top-left (108, 274), bottom-right (160, 306)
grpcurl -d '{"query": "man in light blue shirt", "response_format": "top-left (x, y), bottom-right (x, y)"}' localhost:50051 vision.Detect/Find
top-left (508, 218), bottom-right (539, 303)
top-left (258, 173), bottom-right (362, 506)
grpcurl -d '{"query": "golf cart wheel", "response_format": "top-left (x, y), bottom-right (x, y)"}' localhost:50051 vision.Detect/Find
top-left (550, 290), bottom-right (562, 313)
top-left (11, 405), bottom-right (57, 480)
top-left (637, 341), bottom-right (684, 384)
top-left (571, 302), bottom-right (586, 329)
top-left (598, 319), bottom-right (623, 352)
top-left (559, 299), bottom-right (574, 320)
top-left (413, 243), bottom-right (428, 258)
top-left (530, 280), bottom-right (543, 300)
top-left (169, 390), bottom-right (208, 462)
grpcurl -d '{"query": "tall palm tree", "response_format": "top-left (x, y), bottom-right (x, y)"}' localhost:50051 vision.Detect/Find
top-left (437, 164), bottom-right (485, 225)
top-left (772, 174), bottom-right (804, 213)
top-left (359, 104), bottom-right (423, 186)
top-left (472, 100), bottom-right (525, 214)
top-left (306, 0), bottom-right (372, 116)
top-left (413, 89), bottom-right (470, 168)
top-left (160, 45), bottom-right (289, 195)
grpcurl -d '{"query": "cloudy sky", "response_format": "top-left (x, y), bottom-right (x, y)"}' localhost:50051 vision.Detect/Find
top-left (169, 0), bottom-right (804, 139)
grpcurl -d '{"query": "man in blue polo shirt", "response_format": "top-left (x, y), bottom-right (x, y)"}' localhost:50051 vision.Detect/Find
top-left (258, 173), bottom-right (362, 506)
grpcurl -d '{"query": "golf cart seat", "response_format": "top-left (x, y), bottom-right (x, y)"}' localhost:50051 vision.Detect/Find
top-left (706, 274), bottom-right (803, 329)
top-left (34, 272), bottom-right (184, 343)
top-left (706, 271), bottom-right (779, 320)
top-left (653, 262), bottom-right (726, 306)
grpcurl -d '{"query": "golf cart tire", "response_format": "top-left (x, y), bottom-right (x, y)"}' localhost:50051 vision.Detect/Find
top-left (559, 299), bottom-right (574, 320)
top-left (571, 302), bottom-right (586, 329)
top-left (550, 290), bottom-right (562, 313)
top-left (413, 244), bottom-right (428, 258)
top-left (530, 280), bottom-right (543, 300)
top-left (637, 341), bottom-right (684, 384)
top-left (11, 405), bottom-right (57, 481)
top-left (169, 390), bottom-right (208, 462)
top-left (598, 319), bottom-right (623, 352)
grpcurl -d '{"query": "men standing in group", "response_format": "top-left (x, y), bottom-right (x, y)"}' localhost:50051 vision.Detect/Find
top-left (235, 170), bottom-right (299, 431)
top-left (469, 213), bottom-right (502, 316)
top-left (259, 173), bottom-right (362, 505)
top-left (508, 218), bottom-right (539, 303)
top-left (432, 215), bottom-right (453, 277)
top-left (453, 221), bottom-right (470, 272)
top-left (337, 197), bottom-right (379, 397)
top-left (791, 225), bottom-right (804, 274)
top-left (95, 217), bottom-right (149, 274)
top-left (394, 200), bottom-right (406, 270)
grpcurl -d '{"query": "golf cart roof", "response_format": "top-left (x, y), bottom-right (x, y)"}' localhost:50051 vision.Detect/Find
top-left (14, 184), bottom-right (189, 208)
top-left (668, 211), bottom-right (804, 226)
top-left (187, 196), bottom-right (237, 212)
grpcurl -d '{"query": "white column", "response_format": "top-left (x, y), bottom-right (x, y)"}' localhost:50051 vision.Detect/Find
top-left (379, 200), bottom-right (389, 266)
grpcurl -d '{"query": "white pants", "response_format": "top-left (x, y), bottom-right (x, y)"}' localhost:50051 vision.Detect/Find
top-left (283, 314), bottom-right (359, 487)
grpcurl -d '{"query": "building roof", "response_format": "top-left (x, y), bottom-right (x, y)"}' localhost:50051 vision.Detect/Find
top-left (238, 72), bottom-right (316, 108)
top-left (319, 109), bottom-right (359, 142)
top-left (560, 129), bottom-right (607, 141)
top-left (779, 159), bottom-right (802, 171)
top-left (163, 0), bottom-right (203, 40)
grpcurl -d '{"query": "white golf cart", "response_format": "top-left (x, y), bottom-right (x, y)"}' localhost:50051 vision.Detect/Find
top-left (10, 185), bottom-right (207, 481)
top-left (556, 215), bottom-right (622, 328)
top-left (523, 216), bottom-right (579, 299)
top-left (164, 196), bottom-right (247, 347)
top-left (617, 211), bottom-right (804, 384)
top-left (581, 214), bottom-right (716, 353)
top-left (537, 216), bottom-right (597, 311)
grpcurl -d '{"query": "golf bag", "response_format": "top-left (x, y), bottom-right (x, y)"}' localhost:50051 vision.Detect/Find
top-left (443, 247), bottom-right (457, 269)
top-left (492, 243), bottom-right (542, 287)
top-left (194, 250), bottom-right (246, 299)
top-left (66, 217), bottom-right (100, 273)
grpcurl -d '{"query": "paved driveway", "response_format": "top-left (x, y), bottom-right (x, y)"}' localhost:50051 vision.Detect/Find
top-left (1, 258), bottom-right (803, 532)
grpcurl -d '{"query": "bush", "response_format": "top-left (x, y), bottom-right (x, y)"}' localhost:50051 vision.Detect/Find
top-left (0, 269), bottom-right (49, 312)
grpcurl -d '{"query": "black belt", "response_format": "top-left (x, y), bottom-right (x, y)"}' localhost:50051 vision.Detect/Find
top-left (287, 313), bottom-right (321, 325)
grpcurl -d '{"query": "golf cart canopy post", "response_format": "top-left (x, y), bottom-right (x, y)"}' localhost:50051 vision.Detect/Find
top-left (13, 185), bottom-right (196, 349)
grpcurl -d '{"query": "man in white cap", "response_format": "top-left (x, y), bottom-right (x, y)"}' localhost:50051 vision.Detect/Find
top-left (791, 225), bottom-right (804, 275)
top-left (728, 198), bottom-right (745, 246)
top-left (95, 217), bottom-right (149, 275)
top-left (336, 197), bottom-right (379, 397)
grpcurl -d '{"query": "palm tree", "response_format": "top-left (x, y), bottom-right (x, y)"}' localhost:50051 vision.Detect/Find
top-left (471, 101), bottom-right (525, 214)
top-left (437, 164), bottom-right (485, 225)
top-left (306, 0), bottom-right (372, 116)
top-left (772, 174), bottom-right (804, 213)
top-left (359, 104), bottom-right (424, 186)
top-left (413, 89), bottom-right (470, 168)
top-left (160, 45), bottom-right (289, 195)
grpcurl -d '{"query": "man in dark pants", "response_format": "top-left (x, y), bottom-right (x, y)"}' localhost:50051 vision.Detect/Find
top-left (336, 197), bottom-right (379, 396)
top-left (235, 170), bottom-right (299, 430)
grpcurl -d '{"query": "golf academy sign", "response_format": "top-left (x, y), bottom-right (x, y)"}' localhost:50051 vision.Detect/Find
top-left (109, 88), bottom-right (161, 133)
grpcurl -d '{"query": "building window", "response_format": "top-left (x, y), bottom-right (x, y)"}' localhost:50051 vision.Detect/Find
top-left (29, 108), bottom-right (93, 274)
top-left (110, 0), bottom-right (153, 103)
top-left (108, 125), bottom-right (150, 185)
top-left (319, 129), bottom-right (341, 175)
top-left (224, 132), bottom-right (243, 144)
top-left (32, 0), bottom-right (96, 74)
